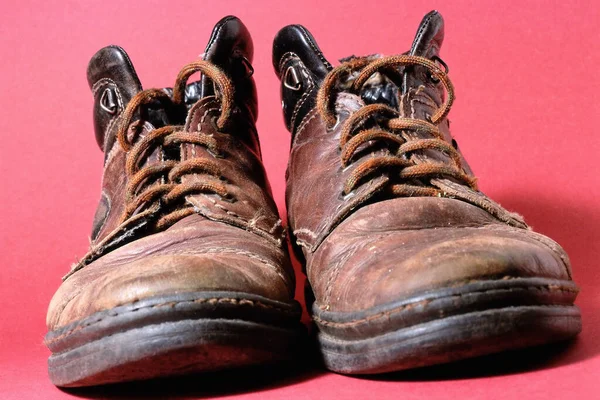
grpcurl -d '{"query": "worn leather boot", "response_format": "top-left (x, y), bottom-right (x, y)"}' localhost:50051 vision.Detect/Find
top-left (272, 10), bottom-right (581, 374)
top-left (45, 16), bottom-right (303, 387)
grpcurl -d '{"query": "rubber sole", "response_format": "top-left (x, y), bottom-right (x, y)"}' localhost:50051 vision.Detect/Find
top-left (45, 291), bottom-right (304, 387)
top-left (311, 277), bottom-right (581, 374)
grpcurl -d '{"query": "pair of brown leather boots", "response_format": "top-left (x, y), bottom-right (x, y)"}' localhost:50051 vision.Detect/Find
top-left (45, 11), bottom-right (581, 387)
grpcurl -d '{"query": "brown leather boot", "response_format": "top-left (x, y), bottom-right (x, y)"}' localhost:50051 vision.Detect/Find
top-left (272, 10), bottom-right (581, 374)
top-left (45, 16), bottom-right (303, 387)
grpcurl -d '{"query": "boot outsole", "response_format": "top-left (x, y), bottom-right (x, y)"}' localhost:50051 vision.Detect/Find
top-left (45, 291), bottom-right (304, 387)
top-left (312, 277), bottom-right (581, 374)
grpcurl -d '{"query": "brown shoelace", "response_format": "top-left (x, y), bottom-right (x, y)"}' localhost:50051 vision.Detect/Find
top-left (316, 54), bottom-right (477, 197)
top-left (116, 61), bottom-right (234, 230)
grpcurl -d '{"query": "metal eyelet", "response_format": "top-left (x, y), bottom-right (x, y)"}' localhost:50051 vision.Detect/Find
top-left (432, 55), bottom-right (449, 74)
top-left (340, 161), bottom-right (354, 173)
top-left (208, 149), bottom-right (224, 159)
top-left (209, 114), bottom-right (229, 136)
top-left (426, 71), bottom-right (440, 84)
top-left (426, 56), bottom-right (449, 85)
top-left (326, 114), bottom-right (341, 132)
top-left (338, 190), bottom-right (356, 201)
top-left (99, 88), bottom-right (118, 115)
top-left (283, 66), bottom-right (302, 91)
top-left (220, 193), bottom-right (237, 203)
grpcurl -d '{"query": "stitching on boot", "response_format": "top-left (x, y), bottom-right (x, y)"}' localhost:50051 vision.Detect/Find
top-left (293, 108), bottom-right (319, 146)
top-left (313, 283), bottom-right (578, 328)
top-left (289, 62), bottom-right (316, 129)
top-left (48, 296), bottom-right (298, 345)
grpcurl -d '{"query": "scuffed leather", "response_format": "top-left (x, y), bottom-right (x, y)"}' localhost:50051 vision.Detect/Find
top-left (180, 97), bottom-right (283, 245)
top-left (309, 198), bottom-right (571, 312)
top-left (47, 215), bottom-right (294, 330)
top-left (48, 16), bottom-right (296, 331)
top-left (274, 14), bottom-right (574, 314)
top-left (90, 121), bottom-right (162, 244)
top-left (286, 93), bottom-right (389, 251)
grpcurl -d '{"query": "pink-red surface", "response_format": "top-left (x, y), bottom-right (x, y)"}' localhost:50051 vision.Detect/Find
top-left (1, 1), bottom-right (599, 399)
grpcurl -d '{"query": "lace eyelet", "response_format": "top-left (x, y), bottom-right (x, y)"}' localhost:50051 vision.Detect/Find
top-left (427, 55), bottom-right (448, 84)
top-left (426, 71), bottom-right (441, 84)
top-left (338, 190), bottom-right (356, 201)
top-left (209, 114), bottom-right (227, 133)
top-left (326, 114), bottom-right (341, 132)
top-left (220, 193), bottom-right (237, 203)
top-left (432, 55), bottom-right (449, 74)
top-left (207, 149), bottom-right (224, 159)
top-left (340, 162), bottom-right (354, 173)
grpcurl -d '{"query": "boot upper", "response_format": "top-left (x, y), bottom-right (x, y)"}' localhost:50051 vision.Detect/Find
top-left (273, 11), bottom-right (573, 313)
top-left (47, 16), bottom-right (295, 331)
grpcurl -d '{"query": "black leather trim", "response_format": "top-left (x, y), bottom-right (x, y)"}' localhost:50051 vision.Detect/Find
top-left (273, 25), bottom-right (331, 80)
top-left (204, 16), bottom-right (254, 65)
top-left (409, 10), bottom-right (444, 56)
top-left (87, 46), bottom-right (142, 150)
top-left (273, 25), bottom-right (332, 133)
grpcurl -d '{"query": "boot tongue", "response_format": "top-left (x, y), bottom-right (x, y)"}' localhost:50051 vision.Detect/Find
top-left (338, 54), bottom-right (401, 109)
top-left (337, 11), bottom-right (445, 109)
top-left (333, 11), bottom-right (446, 112)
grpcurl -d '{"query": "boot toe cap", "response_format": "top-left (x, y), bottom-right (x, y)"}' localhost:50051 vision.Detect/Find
top-left (311, 199), bottom-right (572, 313)
top-left (47, 222), bottom-right (293, 331)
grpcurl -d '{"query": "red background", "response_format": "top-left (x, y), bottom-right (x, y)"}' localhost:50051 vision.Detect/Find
top-left (2, 1), bottom-right (599, 398)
